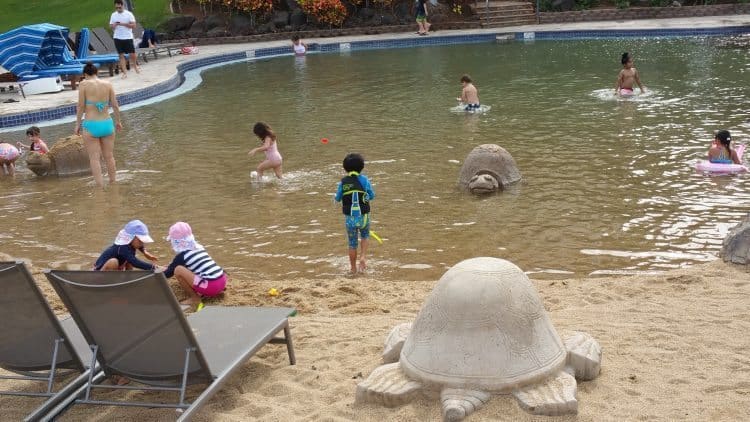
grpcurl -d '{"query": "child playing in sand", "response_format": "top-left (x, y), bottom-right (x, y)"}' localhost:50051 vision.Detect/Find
top-left (707, 130), bottom-right (741, 164)
top-left (334, 153), bottom-right (376, 276)
top-left (94, 219), bottom-right (159, 270)
top-left (163, 221), bottom-right (227, 308)
top-left (0, 142), bottom-right (20, 176)
top-left (615, 52), bottom-right (646, 97)
top-left (292, 35), bottom-right (307, 55)
top-left (458, 74), bottom-right (481, 112)
top-left (248, 122), bottom-right (283, 180)
top-left (16, 126), bottom-right (49, 154)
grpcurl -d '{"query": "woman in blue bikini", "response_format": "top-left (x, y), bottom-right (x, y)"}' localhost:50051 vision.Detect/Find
top-left (75, 62), bottom-right (122, 188)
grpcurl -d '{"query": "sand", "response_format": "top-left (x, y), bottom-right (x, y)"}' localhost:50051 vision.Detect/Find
top-left (3, 257), bottom-right (750, 421)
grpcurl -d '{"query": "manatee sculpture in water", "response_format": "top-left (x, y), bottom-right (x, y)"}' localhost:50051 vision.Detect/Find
top-left (720, 213), bottom-right (750, 265)
top-left (26, 135), bottom-right (91, 177)
top-left (457, 144), bottom-right (521, 195)
top-left (356, 257), bottom-right (602, 421)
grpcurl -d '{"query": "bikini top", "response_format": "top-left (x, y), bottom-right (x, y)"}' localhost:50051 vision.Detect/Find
top-left (85, 100), bottom-right (109, 112)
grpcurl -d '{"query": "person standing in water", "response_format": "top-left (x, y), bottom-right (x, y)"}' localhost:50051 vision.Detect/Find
top-left (458, 74), bottom-right (481, 112)
top-left (75, 62), bottom-right (122, 188)
top-left (248, 122), bottom-right (283, 180)
top-left (291, 35), bottom-right (307, 55)
top-left (615, 52), bottom-right (646, 97)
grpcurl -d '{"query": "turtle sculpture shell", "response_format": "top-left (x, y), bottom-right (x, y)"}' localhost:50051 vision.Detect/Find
top-left (400, 257), bottom-right (567, 392)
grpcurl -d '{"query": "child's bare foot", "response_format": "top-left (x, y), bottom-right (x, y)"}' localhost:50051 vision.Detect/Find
top-left (135, 66), bottom-right (141, 74)
top-left (358, 259), bottom-right (367, 273)
top-left (121, 72), bottom-right (127, 79)
top-left (345, 270), bottom-right (357, 279)
top-left (111, 375), bottom-right (130, 385)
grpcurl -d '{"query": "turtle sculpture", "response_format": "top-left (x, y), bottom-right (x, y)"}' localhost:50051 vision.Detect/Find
top-left (457, 144), bottom-right (521, 195)
top-left (356, 257), bottom-right (602, 421)
top-left (26, 135), bottom-right (91, 177)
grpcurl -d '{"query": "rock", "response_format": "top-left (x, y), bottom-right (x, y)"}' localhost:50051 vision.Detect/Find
top-left (204, 14), bottom-right (225, 31)
top-left (359, 8), bottom-right (376, 19)
top-left (457, 144), bottom-right (521, 195)
top-left (229, 14), bottom-right (253, 35)
top-left (671, 0), bottom-right (681, 5)
top-left (162, 15), bottom-right (196, 33)
top-left (273, 11), bottom-right (290, 28)
top-left (26, 135), bottom-right (90, 177)
top-left (552, 0), bottom-right (575, 10)
top-left (187, 20), bottom-right (206, 38)
top-left (206, 27), bottom-right (228, 37)
top-left (380, 15), bottom-right (396, 25)
top-left (720, 214), bottom-right (750, 265)
top-left (290, 9), bottom-right (307, 28)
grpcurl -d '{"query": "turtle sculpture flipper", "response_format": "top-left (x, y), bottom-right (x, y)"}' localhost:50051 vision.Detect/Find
top-left (357, 257), bottom-right (603, 421)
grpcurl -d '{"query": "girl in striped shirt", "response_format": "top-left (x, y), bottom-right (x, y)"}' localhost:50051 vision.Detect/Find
top-left (164, 221), bottom-right (228, 308)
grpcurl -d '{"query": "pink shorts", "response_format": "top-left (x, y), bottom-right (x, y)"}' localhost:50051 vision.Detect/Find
top-left (193, 272), bottom-right (227, 297)
top-left (619, 88), bottom-right (634, 96)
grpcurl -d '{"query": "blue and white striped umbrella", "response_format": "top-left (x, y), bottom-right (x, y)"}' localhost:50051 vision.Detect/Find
top-left (0, 23), bottom-right (75, 78)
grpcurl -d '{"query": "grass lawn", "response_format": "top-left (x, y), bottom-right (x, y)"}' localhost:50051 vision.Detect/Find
top-left (0, 0), bottom-right (174, 33)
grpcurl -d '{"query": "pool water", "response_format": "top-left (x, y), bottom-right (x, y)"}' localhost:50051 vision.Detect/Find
top-left (1, 37), bottom-right (749, 280)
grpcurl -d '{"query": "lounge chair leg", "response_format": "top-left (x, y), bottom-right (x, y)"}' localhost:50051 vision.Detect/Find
top-left (46, 339), bottom-right (64, 394)
top-left (283, 325), bottom-right (296, 365)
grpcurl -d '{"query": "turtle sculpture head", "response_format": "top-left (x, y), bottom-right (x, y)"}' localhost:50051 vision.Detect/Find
top-left (457, 144), bottom-right (521, 195)
top-left (26, 135), bottom-right (90, 177)
top-left (357, 257), bottom-right (602, 421)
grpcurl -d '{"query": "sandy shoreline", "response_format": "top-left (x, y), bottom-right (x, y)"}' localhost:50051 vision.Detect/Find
top-left (2, 254), bottom-right (749, 421)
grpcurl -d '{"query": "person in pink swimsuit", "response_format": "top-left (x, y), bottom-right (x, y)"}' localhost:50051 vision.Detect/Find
top-left (248, 121), bottom-right (283, 180)
top-left (0, 142), bottom-right (20, 176)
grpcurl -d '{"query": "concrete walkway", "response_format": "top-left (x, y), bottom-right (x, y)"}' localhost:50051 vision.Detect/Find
top-left (1, 15), bottom-right (748, 122)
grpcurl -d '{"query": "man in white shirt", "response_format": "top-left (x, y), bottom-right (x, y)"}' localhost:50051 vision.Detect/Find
top-left (109, 0), bottom-right (140, 77)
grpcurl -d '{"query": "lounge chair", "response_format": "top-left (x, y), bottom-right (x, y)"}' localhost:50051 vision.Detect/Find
top-left (42, 269), bottom-right (296, 421)
top-left (90, 27), bottom-right (143, 64)
top-left (0, 262), bottom-right (100, 420)
top-left (72, 28), bottom-right (119, 76)
top-left (134, 23), bottom-right (184, 60)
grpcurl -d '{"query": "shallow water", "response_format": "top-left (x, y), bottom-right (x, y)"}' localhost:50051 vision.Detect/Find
top-left (1, 38), bottom-right (749, 280)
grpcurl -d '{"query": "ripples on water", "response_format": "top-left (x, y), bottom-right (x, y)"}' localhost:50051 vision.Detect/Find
top-left (1, 38), bottom-right (749, 280)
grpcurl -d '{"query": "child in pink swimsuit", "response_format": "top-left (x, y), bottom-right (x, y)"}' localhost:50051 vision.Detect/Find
top-left (248, 121), bottom-right (283, 180)
top-left (0, 142), bottom-right (20, 176)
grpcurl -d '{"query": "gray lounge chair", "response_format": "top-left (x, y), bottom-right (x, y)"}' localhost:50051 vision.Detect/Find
top-left (0, 262), bottom-right (99, 420)
top-left (42, 269), bottom-right (296, 421)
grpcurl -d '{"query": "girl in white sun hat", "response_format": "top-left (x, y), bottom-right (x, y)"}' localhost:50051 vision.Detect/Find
top-left (94, 219), bottom-right (159, 270)
top-left (163, 222), bottom-right (228, 308)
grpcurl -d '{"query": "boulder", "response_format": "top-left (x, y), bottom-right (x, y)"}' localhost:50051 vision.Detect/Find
top-left (187, 21), bottom-right (206, 38)
top-left (720, 214), bottom-right (750, 265)
top-left (206, 27), bottom-right (229, 37)
top-left (162, 15), bottom-right (196, 33)
top-left (290, 9), bottom-right (307, 28)
top-left (380, 14), bottom-right (396, 25)
top-left (457, 144), bottom-right (521, 195)
top-left (359, 8), bottom-right (376, 20)
top-left (552, 0), bottom-right (575, 11)
top-left (26, 135), bottom-right (90, 177)
top-left (273, 11), bottom-right (290, 28)
top-left (229, 14), bottom-right (253, 35)
top-left (204, 14), bottom-right (225, 30)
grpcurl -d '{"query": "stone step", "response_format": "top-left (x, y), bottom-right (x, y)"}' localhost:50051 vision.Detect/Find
top-left (480, 17), bottom-right (537, 27)
top-left (476, 9), bottom-right (536, 18)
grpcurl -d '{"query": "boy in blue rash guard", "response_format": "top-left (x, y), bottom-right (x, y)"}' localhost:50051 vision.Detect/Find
top-left (94, 220), bottom-right (160, 271)
top-left (334, 153), bottom-right (376, 276)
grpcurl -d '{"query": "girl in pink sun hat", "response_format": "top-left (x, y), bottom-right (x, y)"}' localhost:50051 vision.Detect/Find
top-left (164, 222), bottom-right (228, 307)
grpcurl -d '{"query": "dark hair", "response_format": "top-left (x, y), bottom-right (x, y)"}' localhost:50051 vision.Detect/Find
top-left (83, 62), bottom-right (98, 76)
top-left (292, 35), bottom-right (300, 42)
top-left (114, 0), bottom-right (124, 5)
top-left (343, 153), bottom-right (365, 173)
top-left (26, 126), bottom-right (40, 136)
top-left (621, 52), bottom-right (630, 65)
top-left (460, 74), bottom-right (472, 83)
top-left (253, 122), bottom-right (276, 142)
top-left (716, 130), bottom-right (732, 157)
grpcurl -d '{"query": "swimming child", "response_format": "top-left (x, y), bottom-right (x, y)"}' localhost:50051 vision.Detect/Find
top-left (292, 35), bottom-right (307, 55)
top-left (707, 130), bottom-right (741, 164)
top-left (248, 122), bottom-right (283, 180)
top-left (163, 221), bottom-right (228, 307)
top-left (334, 153), bottom-right (376, 276)
top-left (16, 126), bottom-right (49, 154)
top-left (457, 74), bottom-right (481, 111)
top-left (616, 52), bottom-right (646, 97)
top-left (94, 219), bottom-right (160, 271)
